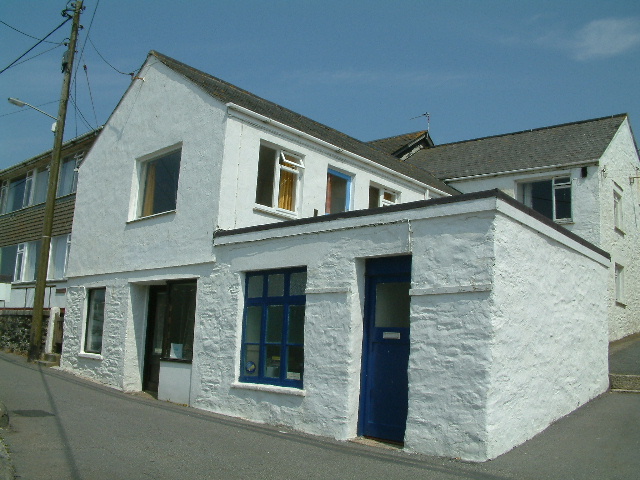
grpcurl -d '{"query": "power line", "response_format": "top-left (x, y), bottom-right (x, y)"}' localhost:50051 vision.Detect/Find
top-left (87, 35), bottom-right (135, 76)
top-left (0, 17), bottom-right (71, 75)
top-left (7, 43), bottom-right (65, 69)
top-left (0, 19), bottom-right (62, 44)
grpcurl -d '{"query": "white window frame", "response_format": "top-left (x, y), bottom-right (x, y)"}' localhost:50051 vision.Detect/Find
top-left (135, 146), bottom-right (182, 219)
top-left (519, 175), bottom-right (572, 222)
top-left (369, 183), bottom-right (398, 208)
top-left (13, 243), bottom-right (26, 282)
top-left (254, 143), bottom-right (304, 216)
top-left (48, 234), bottom-right (71, 280)
top-left (83, 287), bottom-right (106, 355)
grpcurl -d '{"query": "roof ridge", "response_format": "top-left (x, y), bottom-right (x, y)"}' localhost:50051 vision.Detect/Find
top-left (431, 114), bottom-right (627, 148)
top-left (368, 130), bottom-right (428, 143)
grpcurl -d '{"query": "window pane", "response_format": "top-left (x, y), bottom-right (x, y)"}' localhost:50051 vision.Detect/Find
top-left (247, 275), bottom-right (263, 298)
top-left (165, 282), bottom-right (196, 361)
top-left (57, 157), bottom-right (77, 197)
top-left (33, 168), bottom-right (49, 204)
top-left (265, 345), bottom-right (281, 378)
top-left (85, 288), bottom-right (106, 354)
top-left (530, 180), bottom-right (553, 220)
top-left (369, 186), bottom-right (380, 208)
top-left (255, 146), bottom-right (276, 207)
top-left (243, 345), bottom-right (260, 377)
top-left (326, 172), bottom-right (349, 214)
top-left (554, 187), bottom-right (571, 219)
top-left (375, 282), bottom-right (411, 328)
top-left (288, 305), bottom-right (305, 344)
top-left (287, 346), bottom-right (304, 381)
top-left (24, 240), bottom-right (41, 282)
top-left (49, 235), bottom-right (68, 279)
top-left (289, 271), bottom-right (307, 296)
top-left (245, 306), bottom-right (262, 343)
top-left (141, 150), bottom-right (181, 216)
top-left (267, 273), bottom-right (284, 297)
top-left (8, 176), bottom-right (27, 212)
top-left (266, 306), bottom-right (284, 343)
top-left (278, 169), bottom-right (295, 211)
top-left (383, 191), bottom-right (396, 203)
top-left (0, 245), bottom-right (18, 282)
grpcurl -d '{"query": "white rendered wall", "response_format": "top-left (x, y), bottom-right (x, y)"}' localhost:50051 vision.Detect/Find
top-left (67, 60), bottom-right (227, 279)
top-left (217, 111), bottom-right (429, 231)
top-left (486, 205), bottom-right (609, 459)
top-left (597, 119), bottom-right (640, 340)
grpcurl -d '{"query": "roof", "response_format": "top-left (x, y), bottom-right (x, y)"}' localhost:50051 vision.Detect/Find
top-left (0, 128), bottom-right (102, 180)
top-left (149, 51), bottom-right (458, 195)
top-left (368, 130), bottom-right (434, 157)
top-left (404, 114), bottom-right (628, 180)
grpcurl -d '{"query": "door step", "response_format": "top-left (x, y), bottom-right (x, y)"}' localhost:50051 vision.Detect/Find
top-left (36, 353), bottom-right (60, 368)
top-left (610, 374), bottom-right (640, 393)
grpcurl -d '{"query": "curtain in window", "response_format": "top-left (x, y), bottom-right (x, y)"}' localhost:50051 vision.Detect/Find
top-left (278, 169), bottom-right (295, 211)
top-left (142, 162), bottom-right (156, 217)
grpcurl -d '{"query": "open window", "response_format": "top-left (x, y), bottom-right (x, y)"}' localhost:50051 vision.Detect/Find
top-left (255, 144), bottom-right (303, 213)
top-left (369, 184), bottom-right (398, 208)
top-left (325, 169), bottom-right (352, 214)
top-left (240, 268), bottom-right (307, 388)
top-left (138, 148), bottom-right (182, 218)
top-left (519, 176), bottom-right (572, 222)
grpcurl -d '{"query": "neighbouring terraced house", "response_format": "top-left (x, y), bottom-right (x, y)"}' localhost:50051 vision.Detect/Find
top-left (2, 50), bottom-right (638, 461)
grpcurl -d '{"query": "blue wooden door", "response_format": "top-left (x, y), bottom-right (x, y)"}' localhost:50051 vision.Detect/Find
top-left (359, 256), bottom-right (411, 443)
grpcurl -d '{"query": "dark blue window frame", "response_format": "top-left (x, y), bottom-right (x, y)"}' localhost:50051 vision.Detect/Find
top-left (240, 267), bottom-right (307, 388)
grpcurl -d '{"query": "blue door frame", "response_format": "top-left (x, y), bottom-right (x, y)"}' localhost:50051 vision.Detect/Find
top-left (359, 256), bottom-right (411, 443)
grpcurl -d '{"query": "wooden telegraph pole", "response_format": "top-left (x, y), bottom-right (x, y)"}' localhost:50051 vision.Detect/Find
top-left (29, 1), bottom-right (84, 361)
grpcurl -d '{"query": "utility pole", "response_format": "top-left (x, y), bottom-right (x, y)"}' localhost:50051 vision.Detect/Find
top-left (28, 1), bottom-right (84, 362)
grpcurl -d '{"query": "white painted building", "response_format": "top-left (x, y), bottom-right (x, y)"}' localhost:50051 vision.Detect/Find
top-left (61, 51), bottom-right (610, 461)
top-left (383, 116), bottom-right (640, 341)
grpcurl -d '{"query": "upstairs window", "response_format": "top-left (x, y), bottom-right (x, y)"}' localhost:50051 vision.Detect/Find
top-left (240, 268), bottom-right (307, 388)
top-left (613, 188), bottom-right (624, 232)
top-left (325, 169), bottom-right (352, 214)
top-left (255, 144), bottom-right (303, 213)
top-left (57, 152), bottom-right (83, 197)
top-left (0, 174), bottom-right (31, 214)
top-left (139, 148), bottom-right (182, 217)
top-left (519, 176), bottom-right (572, 222)
top-left (369, 185), bottom-right (398, 208)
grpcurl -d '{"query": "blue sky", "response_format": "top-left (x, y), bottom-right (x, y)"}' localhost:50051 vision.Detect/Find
top-left (1, 0), bottom-right (639, 172)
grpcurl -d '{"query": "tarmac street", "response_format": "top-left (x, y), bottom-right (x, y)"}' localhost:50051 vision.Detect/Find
top-left (0, 350), bottom-right (639, 480)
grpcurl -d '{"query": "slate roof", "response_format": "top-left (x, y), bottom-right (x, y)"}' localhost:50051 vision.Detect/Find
top-left (149, 51), bottom-right (458, 195)
top-left (368, 130), bottom-right (434, 156)
top-left (404, 114), bottom-right (628, 180)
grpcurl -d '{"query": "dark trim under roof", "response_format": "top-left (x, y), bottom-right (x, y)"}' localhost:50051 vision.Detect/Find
top-left (214, 189), bottom-right (609, 260)
top-left (148, 51), bottom-right (457, 195)
top-left (405, 114), bottom-right (628, 180)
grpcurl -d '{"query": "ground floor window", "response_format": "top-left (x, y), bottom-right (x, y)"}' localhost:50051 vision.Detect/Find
top-left (84, 288), bottom-right (106, 354)
top-left (241, 267), bottom-right (307, 388)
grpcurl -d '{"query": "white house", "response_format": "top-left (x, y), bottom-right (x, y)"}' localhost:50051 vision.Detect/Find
top-left (60, 51), bottom-right (610, 461)
top-left (380, 117), bottom-right (640, 341)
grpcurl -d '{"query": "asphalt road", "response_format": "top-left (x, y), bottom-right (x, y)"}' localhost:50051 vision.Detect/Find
top-left (1, 351), bottom-right (639, 480)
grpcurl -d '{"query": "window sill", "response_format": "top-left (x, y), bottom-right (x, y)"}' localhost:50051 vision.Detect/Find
top-left (231, 381), bottom-right (305, 397)
top-left (615, 301), bottom-right (627, 308)
top-left (614, 226), bottom-right (626, 236)
top-left (253, 204), bottom-right (298, 220)
top-left (160, 357), bottom-right (192, 364)
top-left (555, 219), bottom-right (574, 225)
top-left (79, 352), bottom-right (103, 360)
top-left (127, 210), bottom-right (176, 224)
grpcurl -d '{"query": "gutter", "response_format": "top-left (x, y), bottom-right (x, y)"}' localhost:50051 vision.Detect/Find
top-left (443, 159), bottom-right (600, 183)
top-left (226, 103), bottom-right (451, 198)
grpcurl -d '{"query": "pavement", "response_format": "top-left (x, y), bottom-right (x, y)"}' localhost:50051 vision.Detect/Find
top-left (0, 341), bottom-right (639, 480)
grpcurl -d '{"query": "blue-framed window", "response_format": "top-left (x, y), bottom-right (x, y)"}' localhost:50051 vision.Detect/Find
top-left (325, 169), bottom-right (352, 214)
top-left (240, 267), bottom-right (307, 388)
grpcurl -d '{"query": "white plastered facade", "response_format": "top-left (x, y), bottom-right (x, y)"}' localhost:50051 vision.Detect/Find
top-left (61, 55), bottom-right (610, 461)
top-left (443, 118), bottom-right (640, 341)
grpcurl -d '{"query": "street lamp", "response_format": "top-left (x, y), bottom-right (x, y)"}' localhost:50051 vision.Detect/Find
top-left (7, 98), bottom-right (57, 132)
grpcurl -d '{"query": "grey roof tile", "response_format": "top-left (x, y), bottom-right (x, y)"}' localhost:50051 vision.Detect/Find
top-left (405, 115), bottom-right (627, 180)
top-left (150, 51), bottom-right (458, 195)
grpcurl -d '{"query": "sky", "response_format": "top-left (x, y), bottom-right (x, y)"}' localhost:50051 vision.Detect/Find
top-left (1, 0), bottom-right (639, 172)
